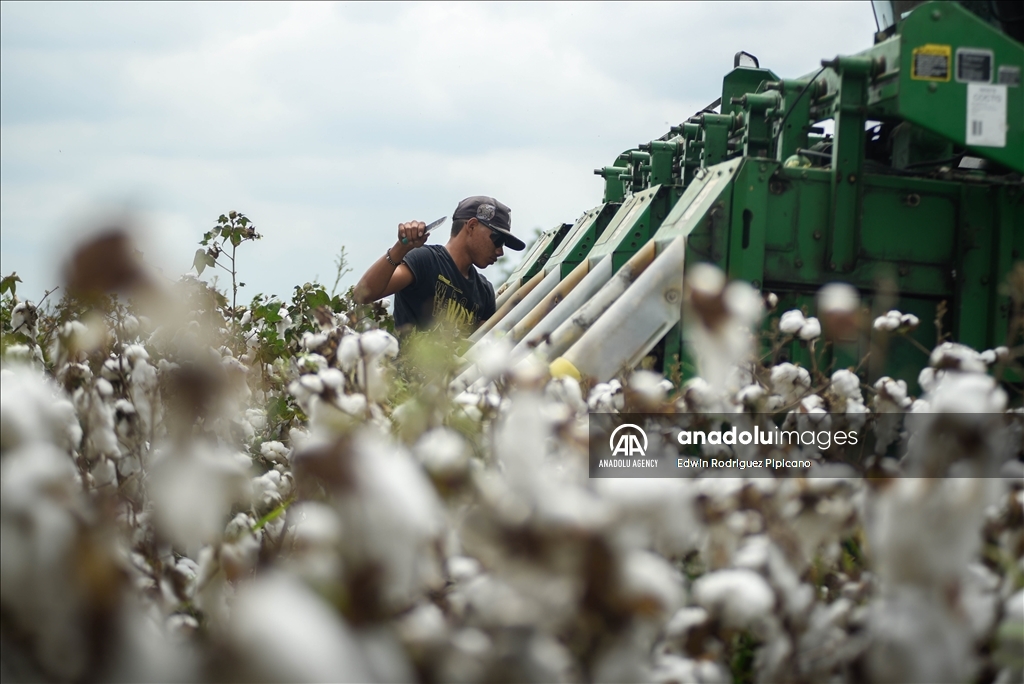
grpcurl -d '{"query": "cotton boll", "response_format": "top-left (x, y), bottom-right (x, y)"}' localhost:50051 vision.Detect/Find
top-left (927, 372), bottom-right (1007, 414)
top-left (11, 300), bottom-right (39, 337)
top-left (447, 555), bottom-right (483, 584)
top-left (770, 363), bottom-right (811, 404)
top-left (4, 343), bottom-right (35, 364)
top-left (830, 369), bottom-right (864, 412)
top-left (225, 571), bottom-right (372, 683)
top-left (0, 444), bottom-right (95, 680)
top-left (900, 313), bottom-right (920, 330)
top-left (831, 370), bottom-right (861, 399)
top-left (245, 408), bottom-right (266, 431)
top-left (251, 471), bottom-right (283, 513)
top-left (288, 427), bottom-right (310, 452)
top-left (334, 430), bottom-right (445, 609)
top-left (929, 342), bottom-right (986, 373)
top-left (960, 563), bottom-right (1000, 640)
top-left (455, 574), bottom-right (542, 628)
top-left (129, 359), bottom-right (158, 435)
top-left (334, 392), bottom-right (368, 416)
top-left (873, 309), bottom-right (903, 332)
top-left (693, 569), bottom-right (775, 630)
top-left (149, 443), bottom-right (253, 556)
top-left (319, 368), bottom-right (345, 393)
top-left (737, 383), bottom-right (766, 409)
top-left (275, 307), bottom-right (292, 337)
top-left (1, 366), bottom-right (83, 455)
top-left (290, 501), bottom-right (342, 549)
top-left (651, 655), bottom-right (731, 684)
top-left (723, 280), bottom-right (764, 324)
top-left (396, 602), bottom-right (449, 650)
top-left (220, 531), bottom-right (261, 581)
top-left (595, 478), bottom-right (700, 557)
top-left (336, 335), bottom-right (361, 372)
top-left (83, 389), bottom-right (120, 460)
top-left (91, 457), bottom-right (117, 488)
top-left (874, 377), bottom-right (911, 410)
top-left (301, 331), bottom-right (329, 352)
top-left (663, 606), bottom-right (710, 645)
top-left (361, 362), bottom-right (390, 403)
top-left (629, 370), bottom-right (669, 406)
top-left (299, 374), bottom-right (325, 395)
top-left (815, 282), bottom-right (864, 339)
top-left (414, 427), bottom-right (470, 480)
top-left (468, 336), bottom-right (514, 381)
top-left (680, 376), bottom-right (716, 411)
top-left (620, 550), bottom-right (686, 618)
top-left (359, 329), bottom-right (399, 360)
top-left (588, 379), bottom-right (624, 412)
top-left (96, 378), bottom-right (114, 398)
top-left (122, 345), bottom-right (149, 367)
top-left (545, 376), bottom-right (587, 415)
top-left (817, 283), bottom-right (858, 315)
top-left (682, 267), bottom-right (763, 400)
top-left (260, 440), bottom-right (290, 464)
top-left (102, 356), bottom-right (128, 381)
top-left (688, 263), bottom-right (727, 310)
top-left (779, 310), bottom-right (806, 335)
top-left (798, 317), bottom-right (821, 340)
top-left (867, 478), bottom-right (996, 590)
top-left (918, 366), bottom-right (939, 394)
top-left (866, 588), bottom-right (977, 684)
top-left (285, 502), bottom-right (342, 587)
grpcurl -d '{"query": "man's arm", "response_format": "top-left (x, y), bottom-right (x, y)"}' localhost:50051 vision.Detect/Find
top-left (352, 221), bottom-right (428, 304)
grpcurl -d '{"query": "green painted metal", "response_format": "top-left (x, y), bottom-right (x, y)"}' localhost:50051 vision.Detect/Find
top-left (501, 222), bottom-right (572, 289)
top-left (480, 0), bottom-right (1022, 390)
top-left (632, 1), bottom-right (1023, 387)
top-left (587, 184), bottom-right (679, 273)
top-left (897, 2), bottom-right (1024, 172)
top-left (547, 203), bottom-right (619, 279)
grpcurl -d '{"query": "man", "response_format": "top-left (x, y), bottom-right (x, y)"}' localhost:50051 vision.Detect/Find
top-left (353, 196), bottom-right (524, 332)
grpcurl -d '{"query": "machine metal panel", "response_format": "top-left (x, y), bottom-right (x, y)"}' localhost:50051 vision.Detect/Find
top-left (898, 1), bottom-right (1023, 171)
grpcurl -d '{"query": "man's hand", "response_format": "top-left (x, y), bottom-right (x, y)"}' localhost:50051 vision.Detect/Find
top-left (352, 220), bottom-right (427, 305)
top-left (398, 221), bottom-right (429, 249)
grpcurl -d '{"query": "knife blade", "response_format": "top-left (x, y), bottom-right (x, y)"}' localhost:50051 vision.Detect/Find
top-left (401, 216), bottom-right (447, 244)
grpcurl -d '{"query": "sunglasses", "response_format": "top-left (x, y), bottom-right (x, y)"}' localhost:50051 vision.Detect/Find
top-left (480, 223), bottom-right (506, 248)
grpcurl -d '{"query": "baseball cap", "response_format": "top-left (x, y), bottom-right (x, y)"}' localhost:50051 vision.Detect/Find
top-left (453, 196), bottom-right (525, 251)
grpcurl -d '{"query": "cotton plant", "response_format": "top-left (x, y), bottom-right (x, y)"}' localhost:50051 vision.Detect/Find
top-left (3, 229), bottom-right (1024, 684)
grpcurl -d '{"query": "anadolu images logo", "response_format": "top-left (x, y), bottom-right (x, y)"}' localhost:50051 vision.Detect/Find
top-left (609, 423), bottom-right (648, 457)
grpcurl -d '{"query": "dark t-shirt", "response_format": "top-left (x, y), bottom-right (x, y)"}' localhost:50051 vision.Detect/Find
top-left (394, 245), bottom-right (496, 331)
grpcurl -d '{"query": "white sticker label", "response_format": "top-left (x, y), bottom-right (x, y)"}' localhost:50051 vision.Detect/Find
top-left (966, 83), bottom-right (1007, 147)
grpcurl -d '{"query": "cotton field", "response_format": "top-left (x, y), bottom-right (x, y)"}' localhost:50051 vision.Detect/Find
top-left (1, 233), bottom-right (1022, 684)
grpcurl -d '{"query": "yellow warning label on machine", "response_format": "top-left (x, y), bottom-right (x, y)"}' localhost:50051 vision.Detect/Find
top-left (911, 44), bottom-right (952, 81)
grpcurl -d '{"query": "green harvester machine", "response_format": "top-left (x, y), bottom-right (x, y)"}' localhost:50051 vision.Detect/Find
top-left (455, 0), bottom-right (1023, 393)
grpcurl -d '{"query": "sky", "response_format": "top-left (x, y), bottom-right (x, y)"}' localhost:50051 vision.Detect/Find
top-left (1, 1), bottom-right (877, 304)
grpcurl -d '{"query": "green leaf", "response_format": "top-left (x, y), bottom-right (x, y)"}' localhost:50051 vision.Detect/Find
top-left (258, 303), bottom-right (283, 323)
top-left (230, 230), bottom-right (242, 247)
top-left (305, 289), bottom-right (330, 309)
top-left (0, 273), bottom-right (21, 296)
top-left (193, 249), bottom-right (209, 275)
